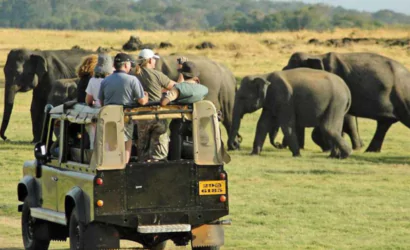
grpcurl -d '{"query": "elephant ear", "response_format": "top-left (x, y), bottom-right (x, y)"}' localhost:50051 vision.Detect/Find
top-left (254, 77), bottom-right (271, 106)
top-left (306, 58), bottom-right (324, 70)
top-left (30, 55), bottom-right (48, 79)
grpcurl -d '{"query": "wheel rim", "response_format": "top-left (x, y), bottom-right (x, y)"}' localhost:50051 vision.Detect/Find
top-left (27, 215), bottom-right (34, 240)
top-left (23, 208), bottom-right (35, 245)
top-left (75, 224), bottom-right (81, 250)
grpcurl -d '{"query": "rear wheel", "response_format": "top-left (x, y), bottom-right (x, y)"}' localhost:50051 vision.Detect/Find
top-left (69, 209), bottom-right (86, 250)
top-left (21, 198), bottom-right (50, 250)
top-left (150, 241), bottom-right (167, 250)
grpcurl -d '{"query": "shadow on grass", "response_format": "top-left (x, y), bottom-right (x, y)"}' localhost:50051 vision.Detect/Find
top-left (350, 154), bottom-right (410, 165)
top-left (264, 169), bottom-right (372, 175)
top-left (0, 141), bottom-right (33, 150)
top-left (0, 140), bottom-right (32, 145)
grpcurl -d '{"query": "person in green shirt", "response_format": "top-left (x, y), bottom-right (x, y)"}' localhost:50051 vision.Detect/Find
top-left (160, 61), bottom-right (208, 106)
top-left (134, 49), bottom-right (177, 161)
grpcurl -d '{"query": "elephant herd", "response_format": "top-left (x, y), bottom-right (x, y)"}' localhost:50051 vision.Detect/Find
top-left (228, 52), bottom-right (410, 158)
top-left (3, 48), bottom-right (410, 159)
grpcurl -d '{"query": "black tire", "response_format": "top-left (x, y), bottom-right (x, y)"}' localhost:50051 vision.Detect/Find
top-left (192, 247), bottom-right (220, 250)
top-left (21, 198), bottom-right (50, 250)
top-left (150, 241), bottom-right (167, 250)
top-left (69, 209), bottom-right (86, 250)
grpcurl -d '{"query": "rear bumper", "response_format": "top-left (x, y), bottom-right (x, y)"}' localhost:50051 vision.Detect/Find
top-left (93, 209), bottom-right (229, 229)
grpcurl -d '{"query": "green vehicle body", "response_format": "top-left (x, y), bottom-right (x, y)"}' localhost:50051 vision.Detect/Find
top-left (17, 101), bottom-right (230, 250)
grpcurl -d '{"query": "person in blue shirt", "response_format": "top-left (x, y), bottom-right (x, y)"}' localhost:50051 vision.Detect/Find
top-left (99, 52), bottom-right (148, 163)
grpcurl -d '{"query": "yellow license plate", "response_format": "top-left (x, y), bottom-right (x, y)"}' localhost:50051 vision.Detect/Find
top-left (199, 180), bottom-right (226, 195)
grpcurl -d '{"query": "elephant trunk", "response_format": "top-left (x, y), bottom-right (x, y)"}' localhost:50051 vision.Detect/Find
top-left (228, 100), bottom-right (244, 150)
top-left (0, 83), bottom-right (17, 140)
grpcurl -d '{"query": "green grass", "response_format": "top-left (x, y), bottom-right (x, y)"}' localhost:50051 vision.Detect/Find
top-left (1, 89), bottom-right (410, 249)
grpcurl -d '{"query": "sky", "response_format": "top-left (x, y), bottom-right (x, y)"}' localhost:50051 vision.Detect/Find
top-left (281, 0), bottom-right (410, 15)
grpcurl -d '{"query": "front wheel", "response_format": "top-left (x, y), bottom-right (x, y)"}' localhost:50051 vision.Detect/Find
top-left (69, 209), bottom-right (86, 250)
top-left (21, 198), bottom-right (50, 250)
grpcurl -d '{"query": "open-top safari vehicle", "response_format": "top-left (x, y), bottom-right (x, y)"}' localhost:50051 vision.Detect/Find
top-left (17, 100), bottom-right (230, 250)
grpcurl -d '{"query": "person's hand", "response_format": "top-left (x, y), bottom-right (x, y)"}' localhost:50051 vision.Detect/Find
top-left (142, 91), bottom-right (149, 103)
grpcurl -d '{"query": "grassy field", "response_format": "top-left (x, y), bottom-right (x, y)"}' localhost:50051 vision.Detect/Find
top-left (0, 28), bottom-right (410, 249)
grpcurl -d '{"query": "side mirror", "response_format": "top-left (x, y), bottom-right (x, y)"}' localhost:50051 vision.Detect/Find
top-left (34, 142), bottom-right (47, 178)
top-left (34, 142), bottom-right (47, 162)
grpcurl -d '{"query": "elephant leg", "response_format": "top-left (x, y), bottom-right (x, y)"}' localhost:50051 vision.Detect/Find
top-left (281, 136), bottom-right (288, 149)
top-left (274, 127), bottom-right (305, 149)
top-left (365, 120), bottom-right (395, 152)
top-left (312, 127), bottom-right (331, 152)
top-left (279, 111), bottom-right (300, 157)
top-left (268, 125), bottom-right (282, 148)
top-left (278, 124), bottom-right (303, 150)
top-left (321, 118), bottom-right (352, 159)
top-left (251, 109), bottom-right (274, 155)
top-left (296, 125), bottom-right (305, 149)
top-left (222, 106), bottom-right (242, 150)
top-left (281, 123), bottom-right (300, 157)
top-left (343, 114), bottom-right (363, 150)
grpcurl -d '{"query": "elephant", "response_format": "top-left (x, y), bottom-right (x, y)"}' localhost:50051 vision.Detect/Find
top-left (228, 75), bottom-right (285, 150)
top-left (47, 78), bottom-right (79, 107)
top-left (283, 52), bottom-right (410, 152)
top-left (1, 48), bottom-right (94, 142)
top-left (228, 74), bottom-right (363, 151)
top-left (153, 54), bottom-right (240, 148)
top-left (250, 68), bottom-right (352, 158)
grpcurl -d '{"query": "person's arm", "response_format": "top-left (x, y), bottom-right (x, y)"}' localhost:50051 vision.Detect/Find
top-left (176, 57), bottom-right (188, 83)
top-left (155, 70), bottom-right (176, 90)
top-left (85, 94), bottom-right (94, 106)
top-left (98, 82), bottom-right (105, 106)
top-left (166, 80), bottom-right (177, 90)
top-left (160, 88), bottom-right (179, 106)
top-left (177, 74), bottom-right (184, 83)
top-left (138, 91), bottom-right (149, 105)
top-left (132, 77), bottom-right (148, 105)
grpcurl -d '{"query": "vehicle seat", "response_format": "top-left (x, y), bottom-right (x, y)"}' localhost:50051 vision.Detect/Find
top-left (168, 119), bottom-right (193, 160)
top-left (70, 148), bottom-right (93, 164)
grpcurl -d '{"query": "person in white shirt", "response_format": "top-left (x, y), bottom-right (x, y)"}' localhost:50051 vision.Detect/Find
top-left (85, 54), bottom-right (114, 107)
top-left (85, 54), bottom-right (114, 149)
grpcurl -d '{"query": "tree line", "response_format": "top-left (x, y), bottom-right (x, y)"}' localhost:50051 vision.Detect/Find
top-left (1, 0), bottom-right (409, 32)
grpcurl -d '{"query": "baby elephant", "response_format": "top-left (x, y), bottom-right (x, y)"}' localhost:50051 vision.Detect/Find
top-left (252, 68), bottom-right (352, 158)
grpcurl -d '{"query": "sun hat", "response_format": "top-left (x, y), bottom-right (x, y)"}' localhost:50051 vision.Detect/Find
top-left (138, 49), bottom-right (160, 59)
top-left (94, 54), bottom-right (114, 75)
top-left (178, 61), bottom-right (200, 78)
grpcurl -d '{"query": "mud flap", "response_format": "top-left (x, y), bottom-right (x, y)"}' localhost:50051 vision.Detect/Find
top-left (84, 223), bottom-right (120, 249)
top-left (191, 224), bottom-right (224, 247)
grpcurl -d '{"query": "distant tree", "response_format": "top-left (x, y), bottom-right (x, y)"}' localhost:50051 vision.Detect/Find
top-left (0, 0), bottom-right (408, 31)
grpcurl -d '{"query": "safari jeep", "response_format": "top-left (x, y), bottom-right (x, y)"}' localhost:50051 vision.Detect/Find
top-left (17, 100), bottom-right (230, 250)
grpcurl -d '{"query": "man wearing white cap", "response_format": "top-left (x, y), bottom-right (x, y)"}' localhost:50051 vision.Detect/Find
top-left (135, 49), bottom-right (177, 161)
top-left (135, 49), bottom-right (177, 101)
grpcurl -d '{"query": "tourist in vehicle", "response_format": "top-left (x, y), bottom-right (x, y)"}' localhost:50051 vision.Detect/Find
top-left (85, 54), bottom-right (114, 108)
top-left (99, 52), bottom-right (149, 163)
top-left (176, 56), bottom-right (188, 82)
top-left (76, 54), bottom-right (98, 103)
top-left (160, 61), bottom-right (208, 106)
top-left (135, 49), bottom-right (177, 162)
top-left (84, 54), bottom-right (114, 149)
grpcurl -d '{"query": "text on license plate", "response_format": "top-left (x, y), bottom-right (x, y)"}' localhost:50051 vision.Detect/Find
top-left (199, 180), bottom-right (226, 195)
